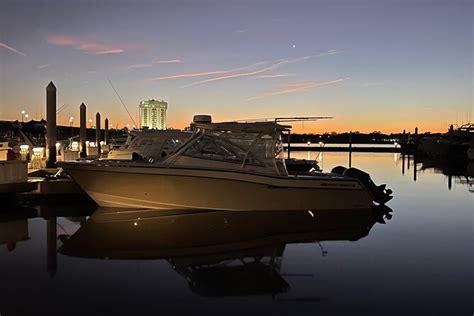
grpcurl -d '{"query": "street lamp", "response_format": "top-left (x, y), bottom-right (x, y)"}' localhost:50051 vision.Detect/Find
top-left (24, 113), bottom-right (29, 121)
top-left (21, 110), bottom-right (26, 122)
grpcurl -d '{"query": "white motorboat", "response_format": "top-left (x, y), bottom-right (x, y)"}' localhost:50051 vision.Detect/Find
top-left (59, 117), bottom-right (392, 211)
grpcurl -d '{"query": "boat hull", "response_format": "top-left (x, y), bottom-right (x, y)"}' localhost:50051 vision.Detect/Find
top-left (60, 162), bottom-right (373, 210)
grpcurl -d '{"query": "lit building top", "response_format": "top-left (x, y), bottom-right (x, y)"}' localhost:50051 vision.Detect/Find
top-left (139, 99), bottom-right (168, 130)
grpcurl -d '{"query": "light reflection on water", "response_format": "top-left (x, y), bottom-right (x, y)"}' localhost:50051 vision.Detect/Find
top-left (0, 152), bottom-right (472, 316)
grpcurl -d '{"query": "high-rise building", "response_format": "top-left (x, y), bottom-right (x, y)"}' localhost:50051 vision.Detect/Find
top-left (139, 99), bottom-right (167, 129)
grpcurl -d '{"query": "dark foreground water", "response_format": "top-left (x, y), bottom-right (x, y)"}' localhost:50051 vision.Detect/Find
top-left (1, 152), bottom-right (473, 316)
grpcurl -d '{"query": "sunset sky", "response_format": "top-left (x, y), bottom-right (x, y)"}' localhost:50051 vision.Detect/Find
top-left (0, 0), bottom-right (472, 133)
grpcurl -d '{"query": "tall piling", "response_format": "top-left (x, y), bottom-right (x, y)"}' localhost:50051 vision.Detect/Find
top-left (96, 112), bottom-right (101, 152)
top-left (104, 118), bottom-right (109, 145)
top-left (348, 131), bottom-right (352, 167)
top-left (287, 131), bottom-right (291, 159)
top-left (46, 82), bottom-right (57, 168)
top-left (80, 103), bottom-right (87, 158)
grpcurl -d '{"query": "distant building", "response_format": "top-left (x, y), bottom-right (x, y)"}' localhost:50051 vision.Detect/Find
top-left (139, 99), bottom-right (167, 130)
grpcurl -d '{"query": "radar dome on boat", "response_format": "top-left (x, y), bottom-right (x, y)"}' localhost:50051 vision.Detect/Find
top-left (193, 115), bottom-right (212, 124)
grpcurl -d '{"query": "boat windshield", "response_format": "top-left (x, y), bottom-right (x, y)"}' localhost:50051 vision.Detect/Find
top-left (166, 122), bottom-right (288, 175)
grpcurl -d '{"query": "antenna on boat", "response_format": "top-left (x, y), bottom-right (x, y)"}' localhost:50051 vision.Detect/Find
top-left (232, 116), bottom-right (334, 123)
top-left (107, 77), bottom-right (138, 128)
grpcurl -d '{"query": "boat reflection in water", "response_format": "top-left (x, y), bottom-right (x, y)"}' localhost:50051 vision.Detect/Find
top-left (59, 206), bottom-right (392, 297)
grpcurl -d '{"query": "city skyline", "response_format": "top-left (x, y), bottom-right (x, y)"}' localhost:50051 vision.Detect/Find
top-left (0, 0), bottom-right (472, 133)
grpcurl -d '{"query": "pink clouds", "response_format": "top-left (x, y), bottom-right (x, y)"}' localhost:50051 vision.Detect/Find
top-left (47, 35), bottom-right (124, 55)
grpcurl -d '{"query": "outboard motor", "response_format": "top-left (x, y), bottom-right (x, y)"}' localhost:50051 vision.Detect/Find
top-left (331, 166), bottom-right (393, 205)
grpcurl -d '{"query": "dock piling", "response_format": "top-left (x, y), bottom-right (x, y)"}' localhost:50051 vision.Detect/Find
top-left (95, 112), bottom-right (101, 153)
top-left (45, 82), bottom-right (57, 168)
top-left (104, 118), bottom-right (109, 145)
top-left (79, 103), bottom-right (87, 158)
top-left (348, 131), bottom-right (352, 167)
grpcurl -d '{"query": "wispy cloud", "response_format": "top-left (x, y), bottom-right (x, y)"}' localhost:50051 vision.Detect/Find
top-left (128, 63), bottom-right (152, 69)
top-left (155, 59), bottom-right (182, 64)
top-left (95, 49), bottom-right (124, 55)
top-left (182, 60), bottom-right (288, 88)
top-left (47, 35), bottom-right (124, 55)
top-left (0, 42), bottom-right (26, 56)
top-left (37, 64), bottom-right (50, 69)
top-left (247, 78), bottom-right (350, 101)
top-left (150, 49), bottom-right (341, 87)
top-left (234, 29), bottom-right (248, 34)
top-left (87, 70), bottom-right (97, 74)
top-left (150, 61), bottom-right (266, 81)
top-left (256, 73), bottom-right (296, 79)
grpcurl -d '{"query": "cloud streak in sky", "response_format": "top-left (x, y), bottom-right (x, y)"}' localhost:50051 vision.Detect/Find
top-left (247, 78), bottom-right (350, 101)
top-left (128, 63), bottom-right (152, 69)
top-left (37, 64), bottom-right (50, 69)
top-left (155, 59), bottom-right (182, 64)
top-left (256, 73), bottom-right (296, 78)
top-left (150, 61), bottom-right (267, 81)
top-left (47, 35), bottom-right (124, 55)
top-left (151, 49), bottom-right (341, 87)
top-left (0, 42), bottom-right (26, 56)
top-left (182, 60), bottom-right (289, 87)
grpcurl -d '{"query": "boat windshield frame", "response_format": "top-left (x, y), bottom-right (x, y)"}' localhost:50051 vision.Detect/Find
top-left (163, 122), bottom-right (291, 175)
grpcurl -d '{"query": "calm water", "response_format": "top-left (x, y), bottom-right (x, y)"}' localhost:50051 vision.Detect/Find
top-left (1, 152), bottom-right (472, 316)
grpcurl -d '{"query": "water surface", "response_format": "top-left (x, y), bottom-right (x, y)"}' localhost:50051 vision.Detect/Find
top-left (1, 152), bottom-right (472, 315)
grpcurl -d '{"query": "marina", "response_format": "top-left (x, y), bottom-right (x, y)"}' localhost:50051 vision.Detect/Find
top-left (1, 1), bottom-right (472, 314)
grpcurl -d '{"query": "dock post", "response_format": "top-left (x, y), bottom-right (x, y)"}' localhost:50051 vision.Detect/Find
top-left (401, 153), bottom-right (405, 175)
top-left (104, 118), bottom-right (109, 145)
top-left (79, 103), bottom-right (87, 158)
top-left (46, 82), bottom-right (57, 168)
top-left (95, 112), bottom-right (101, 153)
top-left (413, 152), bottom-right (417, 182)
top-left (287, 131), bottom-right (291, 159)
top-left (348, 131), bottom-right (352, 167)
top-left (413, 127), bottom-right (419, 181)
top-left (414, 127), bottom-right (419, 150)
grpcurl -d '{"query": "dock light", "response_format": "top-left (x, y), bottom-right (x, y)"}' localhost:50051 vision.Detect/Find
top-left (20, 145), bottom-right (29, 159)
top-left (71, 141), bottom-right (79, 151)
top-left (69, 116), bottom-right (74, 126)
top-left (307, 141), bottom-right (311, 146)
top-left (24, 114), bottom-right (29, 120)
top-left (319, 141), bottom-right (324, 146)
top-left (20, 144), bottom-right (29, 152)
top-left (394, 142), bottom-right (399, 147)
top-left (32, 147), bottom-right (44, 158)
